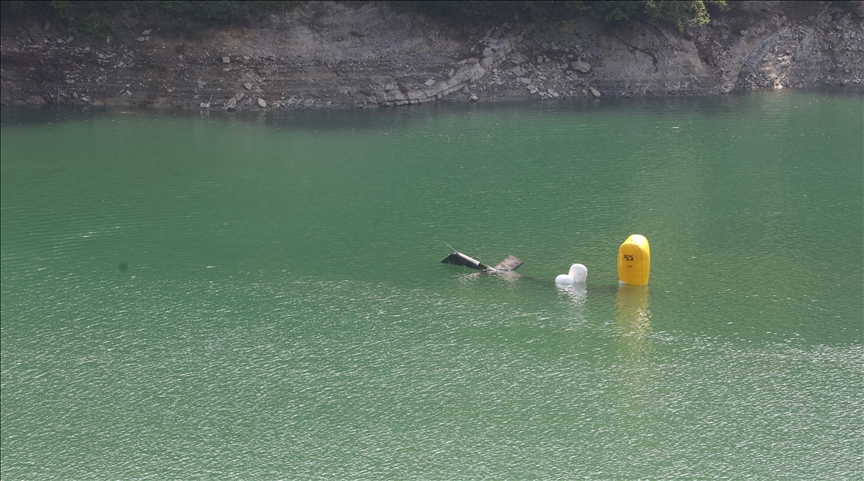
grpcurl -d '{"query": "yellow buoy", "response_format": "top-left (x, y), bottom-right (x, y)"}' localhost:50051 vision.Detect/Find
top-left (618, 234), bottom-right (650, 285)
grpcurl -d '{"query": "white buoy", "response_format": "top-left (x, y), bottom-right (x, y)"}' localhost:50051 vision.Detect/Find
top-left (555, 263), bottom-right (587, 284)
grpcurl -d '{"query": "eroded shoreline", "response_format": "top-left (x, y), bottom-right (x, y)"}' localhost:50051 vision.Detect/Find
top-left (2, 1), bottom-right (862, 111)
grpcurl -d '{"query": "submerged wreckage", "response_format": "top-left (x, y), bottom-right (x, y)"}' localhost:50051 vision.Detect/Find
top-left (442, 234), bottom-right (650, 285)
top-left (440, 243), bottom-right (523, 273)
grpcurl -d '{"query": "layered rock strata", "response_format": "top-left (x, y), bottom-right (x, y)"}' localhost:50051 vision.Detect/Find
top-left (1, 1), bottom-right (861, 110)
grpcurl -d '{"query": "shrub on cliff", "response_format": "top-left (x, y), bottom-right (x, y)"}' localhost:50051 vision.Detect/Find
top-left (0, 1), bottom-right (295, 39)
top-left (0, 1), bottom-right (126, 38)
top-left (136, 1), bottom-right (294, 34)
top-left (395, 1), bottom-right (728, 32)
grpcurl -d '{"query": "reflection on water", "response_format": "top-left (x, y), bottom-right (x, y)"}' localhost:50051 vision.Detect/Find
top-left (616, 284), bottom-right (652, 360)
top-left (555, 283), bottom-right (587, 307)
top-left (454, 270), bottom-right (521, 284)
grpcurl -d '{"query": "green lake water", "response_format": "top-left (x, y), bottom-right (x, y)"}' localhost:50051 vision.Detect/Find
top-left (1, 90), bottom-right (862, 479)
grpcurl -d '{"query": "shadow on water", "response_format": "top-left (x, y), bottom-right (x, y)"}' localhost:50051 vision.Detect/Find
top-left (2, 86), bottom-right (860, 130)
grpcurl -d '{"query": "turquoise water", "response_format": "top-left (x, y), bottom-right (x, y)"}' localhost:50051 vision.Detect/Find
top-left (2, 90), bottom-right (862, 479)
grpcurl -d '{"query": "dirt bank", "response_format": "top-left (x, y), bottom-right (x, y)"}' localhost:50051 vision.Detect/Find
top-left (1, 1), bottom-right (862, 110)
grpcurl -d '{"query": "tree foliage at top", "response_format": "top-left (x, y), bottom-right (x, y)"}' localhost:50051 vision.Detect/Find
top-left (0, 1), bottom-right (753, 39)
top-left (0, 1), bottom-right (294, 38)
top-left (401, 1), bottom-right (728, 32)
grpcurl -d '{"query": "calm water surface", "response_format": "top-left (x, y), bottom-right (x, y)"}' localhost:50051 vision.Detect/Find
top-left (2, 90), bottom-right (862, 479)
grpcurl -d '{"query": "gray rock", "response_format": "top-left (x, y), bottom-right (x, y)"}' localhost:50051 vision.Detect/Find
top-left (571, 60), bottom-right (591, 73)
top-left (483, 47), bottom-right (494, 57)
top-left (519, 77), bottom-right (531, 84)
top-left (469, 94), bottom-right (478, 101)
top-left (425, 79), bottom-right (436, 87)
top-left (142, 30), bottom-right (151, 36)
top-left (244, 82), bottom-right (253, 90)
top-left (223, 93), bottom-right (244, 111)
top-left (257, 98), bottom-right (267, 108)
top-left (222, 56), bottom-right (231, 64)
top-left (590, 87), bottom-right (601, 98)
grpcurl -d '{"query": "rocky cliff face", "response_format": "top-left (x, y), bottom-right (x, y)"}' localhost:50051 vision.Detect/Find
top-left (1, 1), bottom-right (862, 110)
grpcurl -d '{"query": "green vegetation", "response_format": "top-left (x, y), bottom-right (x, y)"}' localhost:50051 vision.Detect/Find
top-left (137, 1), bottom-right (295, 33)
top-left (0, 1), bottom-right (295, 38)
top-left (0, 0), bottom-right (853, 40)
top-left (394, 1), bottom-right (729, 32)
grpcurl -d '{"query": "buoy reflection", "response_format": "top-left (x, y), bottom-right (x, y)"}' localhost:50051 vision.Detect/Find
top-left (615, 284), bottom-right (652, 359)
